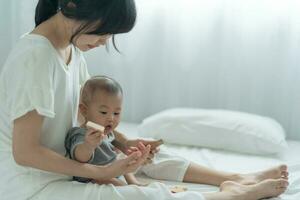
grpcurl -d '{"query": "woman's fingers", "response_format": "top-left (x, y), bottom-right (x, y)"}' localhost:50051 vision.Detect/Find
top-left (140, 145), bottom-right (151, 161)
top-left (125, 151), bottom-right (142, 166)
top-left (105, 145), bottom-right (151, 177)
top-left (130, 146), bottom-right (139, 151)
top-left (126, 146), bottom-right (139, 155)
top-left (129, 146), bottom-right (139, 151)
top-left (138, 141), bottom-right (146, 151)
top-left (124, 145), bottom-right (150, 173)
top-left (133, 144), bottom-right (151, 164)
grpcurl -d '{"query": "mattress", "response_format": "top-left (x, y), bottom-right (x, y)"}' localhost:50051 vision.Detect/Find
top-left (118, 122), bottom-right (300, 200)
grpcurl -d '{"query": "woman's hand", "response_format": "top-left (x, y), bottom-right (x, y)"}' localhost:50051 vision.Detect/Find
top-left (125, 139), bottom-right (162, 165)
top-left (95, 143), bottom-right (151, 180)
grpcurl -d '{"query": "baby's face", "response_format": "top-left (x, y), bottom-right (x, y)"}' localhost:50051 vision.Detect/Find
top-left (85, 91), bottom-right (122, 133)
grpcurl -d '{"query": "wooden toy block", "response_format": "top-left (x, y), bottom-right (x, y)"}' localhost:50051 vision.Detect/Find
top-left (170, 185), bottom-right (188, 193)
top-left (86, 121), bottom-right (105, 132)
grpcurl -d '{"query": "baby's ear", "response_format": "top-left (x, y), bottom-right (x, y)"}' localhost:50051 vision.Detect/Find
top-left (79, 103), bottom-right (87, 117)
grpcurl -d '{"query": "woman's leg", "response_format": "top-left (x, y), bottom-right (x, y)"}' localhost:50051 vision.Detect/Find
top-left (203, 178), bottom-right (288, 200)
top-left (31, 180), bottom-right (206, 200)
top-left (183, 162), bottom-right (289, 186)
top-left (31, 178), bottom-right (288, 200)
top-left (141, 150), bottom-right (288, 186)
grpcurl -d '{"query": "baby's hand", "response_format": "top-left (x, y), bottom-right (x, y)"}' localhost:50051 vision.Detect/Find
top-left (84, 128), bottom-right (105, 150)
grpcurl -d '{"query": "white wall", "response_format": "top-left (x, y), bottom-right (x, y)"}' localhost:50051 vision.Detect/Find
top-left (0, 1), bottom-right (13, 68)
top-left (1, 0), bottom-right (300, 140)
top-left (0, 0), bottom-right (37, 68)
top-left (85, 0), bottom-right (300, 140)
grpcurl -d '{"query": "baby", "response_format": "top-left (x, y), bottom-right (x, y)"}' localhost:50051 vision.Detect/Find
top-left (65, 75), bottom-right (145, 186)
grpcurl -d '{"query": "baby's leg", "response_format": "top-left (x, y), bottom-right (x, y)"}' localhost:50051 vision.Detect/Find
top-left (94, 178), bottom-right (127, 186)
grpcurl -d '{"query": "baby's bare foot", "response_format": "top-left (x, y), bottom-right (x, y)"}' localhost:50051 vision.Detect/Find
top-left (234, 164), bottom-right (288, 185)
top-left (219, 178), bottom-right (288, 200)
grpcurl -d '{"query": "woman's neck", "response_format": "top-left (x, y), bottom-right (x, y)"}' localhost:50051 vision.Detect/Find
top-left (32, 12), bottom-right (76, 50)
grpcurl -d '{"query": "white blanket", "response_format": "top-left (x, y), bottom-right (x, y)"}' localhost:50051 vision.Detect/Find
top-left (118, 122), bottom-right (300, 200)
top-left (4, 122), bottom-right (298, 200)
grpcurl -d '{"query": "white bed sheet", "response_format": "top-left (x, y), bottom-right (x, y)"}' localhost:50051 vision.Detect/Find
top-left (118, 122), bottom-right (300, 200)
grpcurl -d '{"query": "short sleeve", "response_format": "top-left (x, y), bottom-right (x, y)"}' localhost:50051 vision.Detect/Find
top-left (65, 127), bottom-right (95, 162)
top-left (5, 46), bottom-right (56, 121)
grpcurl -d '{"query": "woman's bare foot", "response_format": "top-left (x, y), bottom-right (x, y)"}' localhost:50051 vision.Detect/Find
top-left (233, 164), bottom-right (288, 185)
top-left (222, 179), bottom-right (288, 200)
top-left (204, 178), bottom-right (288, 200)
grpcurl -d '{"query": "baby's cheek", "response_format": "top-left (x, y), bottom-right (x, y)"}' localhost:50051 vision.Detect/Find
top-left (98, 119), bottom-right (107, 126)
top-left (114, 119), bottom-right (121, 127)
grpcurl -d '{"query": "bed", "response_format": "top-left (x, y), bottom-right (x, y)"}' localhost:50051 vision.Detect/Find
top-left (118, 122), bottom-right (300, 200)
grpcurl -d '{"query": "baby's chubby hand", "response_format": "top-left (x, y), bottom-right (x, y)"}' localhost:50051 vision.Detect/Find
top-left (83, 121), bottom-right (107, 150)
top-left (84, 128), bottom-right (105, 150)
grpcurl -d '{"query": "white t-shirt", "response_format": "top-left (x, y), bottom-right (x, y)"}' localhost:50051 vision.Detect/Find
top-left (0, 34), bottom-right (90, 199)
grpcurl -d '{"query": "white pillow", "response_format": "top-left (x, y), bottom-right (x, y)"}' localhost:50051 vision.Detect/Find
top-left (138, 108), bottom-right (288, 155)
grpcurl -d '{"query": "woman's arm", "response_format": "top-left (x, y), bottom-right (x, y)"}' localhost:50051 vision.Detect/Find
top-left (12, 110), bottom-right (149, 180)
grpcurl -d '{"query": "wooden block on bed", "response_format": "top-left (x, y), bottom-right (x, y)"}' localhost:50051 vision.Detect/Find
top-left (86, 121), bottom-right (105, 132)
top-left (170, 185), bottom-right (188, 193)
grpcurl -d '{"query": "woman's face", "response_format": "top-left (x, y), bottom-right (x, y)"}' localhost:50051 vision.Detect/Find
top-left (73, 34), bottom-right (111, 51)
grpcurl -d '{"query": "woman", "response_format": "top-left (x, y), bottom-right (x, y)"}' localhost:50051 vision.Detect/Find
top-left (0, 0), bottom-right (288, 199)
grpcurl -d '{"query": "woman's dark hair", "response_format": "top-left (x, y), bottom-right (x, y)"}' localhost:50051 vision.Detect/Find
top-left (35, 0), bottom-right (136, 51)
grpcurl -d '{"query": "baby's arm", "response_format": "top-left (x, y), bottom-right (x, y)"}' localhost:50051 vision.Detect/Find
top-left (73, 142), bottom-right (95, 163)
top-left (111, 130), bottom-right (128, 153)
top-left (73, 122), bottom-right (106, 162)
top-left (113, 130), bottom-right (163, 154)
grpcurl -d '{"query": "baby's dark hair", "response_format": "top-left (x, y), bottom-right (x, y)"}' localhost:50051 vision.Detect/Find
top-left (81, 75), bottom-right (123, 105)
